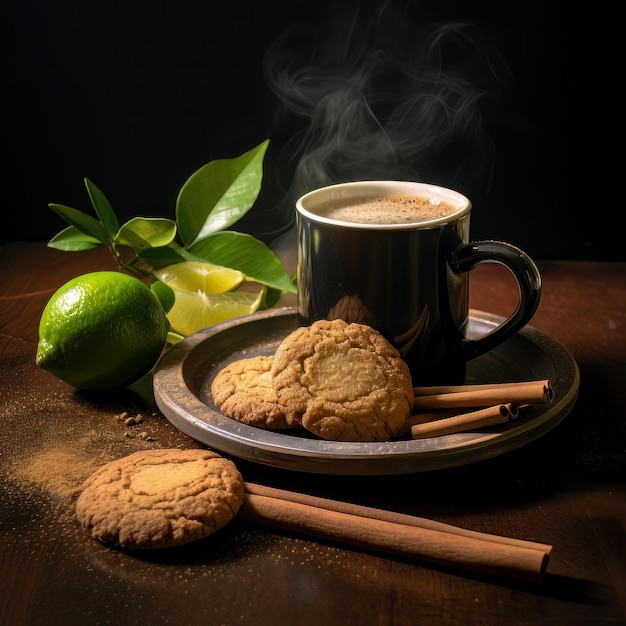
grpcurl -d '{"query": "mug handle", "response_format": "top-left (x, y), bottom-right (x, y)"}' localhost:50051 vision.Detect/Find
top-left (452, 240), bottom-right (542, 361)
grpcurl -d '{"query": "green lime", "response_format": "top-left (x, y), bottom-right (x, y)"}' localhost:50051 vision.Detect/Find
top-left (154, 260), bottom-right (264, 336)
top-left (164, 286), bottom-right (264, 336)
top-left (36, 271), bottom-right (170, 390)
top-left (153, 261), bottom-right (245, 294)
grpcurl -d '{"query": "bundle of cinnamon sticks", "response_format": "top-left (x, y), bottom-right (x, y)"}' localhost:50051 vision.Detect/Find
top-left (402, 379), bottom-right (554, 439)
top-left (235, 386), bottom-right (555, 582)
top-left (239, 482), bottom-right (552, 583)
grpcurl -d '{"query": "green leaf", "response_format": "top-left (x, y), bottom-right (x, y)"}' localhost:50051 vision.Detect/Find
top-left (259, 286), bottom-right (283, 309)
top-left (151, 279), bottom-right (175, 313)
top-left (137, 243), bottom-right (190, 268)
top-left (48, 203), bottom-right (111, 246)
top-left (189, 231), bottom-right (296, 293)
top-left (84, 178), bottom-right (119, 236)
top-left (47, 225), bottom-right (102, 251)
top-left (176, 139), bottom-right (269, 246)
top-left (116, 217), bottom-right (177, 249)
top-left (166, 331), bottom-right (184, 345)
top-left (125, 368), bottom-right (157, 407)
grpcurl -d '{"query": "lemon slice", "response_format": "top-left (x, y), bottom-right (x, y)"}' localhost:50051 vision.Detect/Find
top-left (165, 287), bottom-right (264, 336)
top-left (154, 261), bottom-right (245, 295)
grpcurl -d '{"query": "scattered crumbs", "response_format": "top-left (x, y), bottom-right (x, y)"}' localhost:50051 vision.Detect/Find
top-left (116, 410), bottom-right (158, 442)
top-left (116, 411), bottom-right (144, 426)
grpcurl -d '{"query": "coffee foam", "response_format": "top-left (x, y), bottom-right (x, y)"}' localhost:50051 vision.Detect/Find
top-left (316, 194), bottom-right (459, 225)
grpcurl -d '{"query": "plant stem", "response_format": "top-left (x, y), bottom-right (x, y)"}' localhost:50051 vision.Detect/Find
top-left (120, 258), bottom-right (155, 281)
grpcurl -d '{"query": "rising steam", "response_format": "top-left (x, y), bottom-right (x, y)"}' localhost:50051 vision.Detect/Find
top-left (263, 2), bottom-right (509, 211)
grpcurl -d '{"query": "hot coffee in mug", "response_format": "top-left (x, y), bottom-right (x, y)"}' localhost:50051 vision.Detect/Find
top-left (296, 181), bottom-right (541, 384)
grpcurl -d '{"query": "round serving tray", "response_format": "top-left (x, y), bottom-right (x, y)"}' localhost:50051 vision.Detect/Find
top-left (153, 307), bottom-right (579, 475)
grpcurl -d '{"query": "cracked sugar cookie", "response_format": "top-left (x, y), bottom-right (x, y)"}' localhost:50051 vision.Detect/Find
top-left (75, 448), bottom-right (244, 550)
top-left (271, 319), bottom-right (414, 442)
top-left (211, 355), bottom-right (301, 430)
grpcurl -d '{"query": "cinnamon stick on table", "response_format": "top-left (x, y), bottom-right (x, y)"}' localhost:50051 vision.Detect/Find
top-left (412, 379), bottom-right (554, 410)
top-left (240, 483), bottom-right (552, 583)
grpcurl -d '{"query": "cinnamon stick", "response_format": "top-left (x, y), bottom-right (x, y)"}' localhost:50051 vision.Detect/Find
top-left (238, 489), bottom-right (551, 583)
top-left (412, 380), bottom-right (553, 409)
top-left (396, 408), bottom-right (461, 438)
top-left (410, 404), bottom-right (517, 439)
top-left (243, 482), bottom-right (552, 554)
top-left (413, 380), bottom-right (552, 396)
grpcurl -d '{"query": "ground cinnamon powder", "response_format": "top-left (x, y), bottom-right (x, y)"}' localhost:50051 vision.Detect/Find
top-left (15, 448), bottom-right (99, 498)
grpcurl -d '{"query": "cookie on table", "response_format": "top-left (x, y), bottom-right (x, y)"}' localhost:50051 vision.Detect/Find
top-left (211, 355), bottom-right (301, 430)
top-left (271, 319), bottom-right (414, 442)
top-left (75, 448), bottom-right (244, 550)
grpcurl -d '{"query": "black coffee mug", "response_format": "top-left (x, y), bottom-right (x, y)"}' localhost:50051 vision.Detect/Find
top-left (296, 181), bottom-right (542, 384)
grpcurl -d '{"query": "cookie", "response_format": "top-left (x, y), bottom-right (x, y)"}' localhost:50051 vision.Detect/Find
top-left (271, 319), bottom-right (414, 441)
top-left (75, 448), bottom-right (244, 550)
top-left (211, 355), bottom-right (301, 430)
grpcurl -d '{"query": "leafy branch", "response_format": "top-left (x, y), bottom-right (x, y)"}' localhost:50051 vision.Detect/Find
top-left (46, 139), bottom-right (296, 338)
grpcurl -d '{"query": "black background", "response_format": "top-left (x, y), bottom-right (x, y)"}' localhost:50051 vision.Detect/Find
top-left (3, 0), bottom-right (617, 260)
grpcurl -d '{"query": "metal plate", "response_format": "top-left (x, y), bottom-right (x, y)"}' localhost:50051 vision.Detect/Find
top-left (153, 307), bottom-right (580, 475)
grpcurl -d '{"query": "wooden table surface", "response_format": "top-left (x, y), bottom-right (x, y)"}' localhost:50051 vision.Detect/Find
top-left (1, 241), bottom-right (625, 626)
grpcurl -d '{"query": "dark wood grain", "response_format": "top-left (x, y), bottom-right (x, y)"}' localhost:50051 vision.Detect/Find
top-left (1, 242), bottom-right (624, 626)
